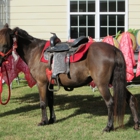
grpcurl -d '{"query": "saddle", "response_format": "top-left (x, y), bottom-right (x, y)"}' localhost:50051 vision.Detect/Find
top-left (47, 33), bottom-right (89, 53)
top-left (46, 33), bottom-right (89, 92)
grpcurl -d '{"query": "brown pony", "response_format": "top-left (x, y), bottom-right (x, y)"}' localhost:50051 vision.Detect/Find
top-left (0, 24), bottom-right (139, 132)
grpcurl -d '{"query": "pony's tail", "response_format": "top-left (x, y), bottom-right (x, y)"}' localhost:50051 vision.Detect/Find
top-left (113, 49), bottom-right (126, 127)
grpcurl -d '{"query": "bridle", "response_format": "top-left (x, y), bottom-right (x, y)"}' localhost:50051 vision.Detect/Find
top-left (0, 49), bottom-right (13, 58)
top-left (0, 37), bottom-right (17, 59)
top-left (0, 37), bottom-right (17, 105)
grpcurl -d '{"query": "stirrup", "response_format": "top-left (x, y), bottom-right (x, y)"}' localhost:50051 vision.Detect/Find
top-left (48, 75), bottom-right (60, 92)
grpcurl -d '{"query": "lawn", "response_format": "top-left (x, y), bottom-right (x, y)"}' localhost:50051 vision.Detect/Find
top-left (0, 77), bottom-right (140, 140)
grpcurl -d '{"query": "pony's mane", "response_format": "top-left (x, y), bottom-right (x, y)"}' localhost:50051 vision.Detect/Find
top-left (13, 27), bottom-right (34, 40)
top-left (0, 27), bottom-right (12, 45)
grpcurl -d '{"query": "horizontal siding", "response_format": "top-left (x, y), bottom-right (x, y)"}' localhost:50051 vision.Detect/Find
top-left (10, 18), bottom-right (67, 25)
top-left (30, 32), bottom-right (68, 41)
top-left (9, 26), bottom-right (68, 41)
top-left (129, 19), bottom-right (140, 26)
top-left (10, 13), bottom-right (67, 20)
top-left (129, 5), bottom-right (140, 12)
top-left (11, 25), bottom-right (67, 35)
top-left (9, 0), bottom-right (66, 6)
top-left (129, 0), bottom-right (140, 4)
top-left (128, 0), bottom-right (140, 29)
top-left (10, 6), bottom-right (66, 13)
top-left (9, 0), bottom-right (68, 41)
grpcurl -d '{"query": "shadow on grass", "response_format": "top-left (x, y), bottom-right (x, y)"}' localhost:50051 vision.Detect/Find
top-left (0, 92), bottom-right (39, 117)
top-left (1, 89), bottom-right (140, 130)
top-left (0, 91), bottom-right (106, 118)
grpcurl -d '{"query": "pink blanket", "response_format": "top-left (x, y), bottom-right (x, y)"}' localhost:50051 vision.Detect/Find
top-left (136, 52), bottom-right (140, 77)
top-left (0, 54), bottom-right (36, 92)
top-left (119, 32), bottom-right (136, 81)
top-left (102, 35), bottom-right (114, 45)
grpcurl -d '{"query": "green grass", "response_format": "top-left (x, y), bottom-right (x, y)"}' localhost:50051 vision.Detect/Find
top-left (0, 77), bottom-right (140, 140)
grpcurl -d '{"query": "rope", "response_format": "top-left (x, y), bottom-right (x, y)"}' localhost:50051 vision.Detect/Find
top-left (0, 64), bottom-right (11, 105)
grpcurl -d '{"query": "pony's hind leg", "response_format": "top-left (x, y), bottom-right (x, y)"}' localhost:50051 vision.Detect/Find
top-left (126, 88), bottom-right (140, 130)
top-left (98, 85), bottom-right (114, 132)
top-left (47, 84), bottom-right (56, 124)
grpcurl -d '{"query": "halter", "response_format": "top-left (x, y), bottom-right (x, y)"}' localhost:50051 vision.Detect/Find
top-left (0, 37), bottom-right (17, 105)
top-left (0, 37), bottom-right (17, 59)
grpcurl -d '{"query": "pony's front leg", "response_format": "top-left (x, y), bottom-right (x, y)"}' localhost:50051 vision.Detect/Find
top-left (37, 83), bottom-right (49, 126)
top-left (126, 88), bottom-right (140, 130)
top-left (47, 84), bottom-right (56, 124)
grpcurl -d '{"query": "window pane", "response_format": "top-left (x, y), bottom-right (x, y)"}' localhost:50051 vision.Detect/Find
top-left (70, 0), bottom-right (126, 39)
top-left (70, 1), bottom-right (78, 12)
top-left (71, 15), bottom-right (78, 26)
top-left (117, 15), bottom-right (124, 26)
top-left (79, 0), bottom-right (86, 12)
top-left (100, 28), bottom-right (107, 37)
top-left (109, 0), bottom-right (116, 12)
top-left (88, 0), bottom-right (95, 12)
top-left (79, 28), bottom-right (86, 36)
top-left (79, 15), bottom-right (86, 26)
top-left (117, 27), bottom-right (124, 33)
top-left (118, 1), bottom-right (125, 12)
top-left (100, 15), bottom-right (107, 26)
top-left (71, 28), bottom-right (78, 38)
top-left (109, 15), bottom-right (116, 26)
top-left (88, 28), bottom-right (95, 38)
top-left (109, 27), bottom-right (116, 36)
top-left (88, 15), bottom-right (95, 26)
top-left (100, 1), bottom-right (107, 12)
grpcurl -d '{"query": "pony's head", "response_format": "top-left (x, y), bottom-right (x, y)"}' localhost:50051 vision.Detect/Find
top-left (0, 23), bottom-right (13, 66)
top-left (0, 25), bottom-right (35, 66)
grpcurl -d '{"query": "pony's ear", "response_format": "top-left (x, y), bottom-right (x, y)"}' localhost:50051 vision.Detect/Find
top-left (10, 27), bottom-right (19, 36)
top-left (4, 23), bottom-right (9, 28)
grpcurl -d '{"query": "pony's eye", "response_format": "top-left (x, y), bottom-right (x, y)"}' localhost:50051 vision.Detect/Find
top-left (3, 44), bottom-right (8, 48)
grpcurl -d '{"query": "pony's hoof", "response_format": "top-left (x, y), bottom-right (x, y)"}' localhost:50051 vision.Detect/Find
top-left (38, 121), bottom-right (48, 126)
top-left (133, 122), bottom-right (140, 130)
top-left (49, 118), bottom-right (56, 124)
top-left (103, 126), bottom-right (114, 132)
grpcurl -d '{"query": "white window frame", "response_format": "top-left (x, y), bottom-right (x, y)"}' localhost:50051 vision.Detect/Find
top-left (0, 0), bottom-right (8, 23)
top-left (67, 0), bottom-right (128, 41)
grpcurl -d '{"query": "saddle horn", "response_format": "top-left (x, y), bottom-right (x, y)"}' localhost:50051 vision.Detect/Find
top-left (50, 32), bottom-right (61, 47)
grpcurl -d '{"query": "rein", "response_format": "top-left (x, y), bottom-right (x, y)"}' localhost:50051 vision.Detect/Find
top-left (0, 37), bottom-right (17, 105)
top-left (0, 64), bottom-right (11, 105)
top-left (0, 49), bottom-right (13, 58)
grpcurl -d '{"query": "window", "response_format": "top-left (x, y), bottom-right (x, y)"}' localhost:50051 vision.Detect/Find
top-left (69, 0), bottom-right (128, 40)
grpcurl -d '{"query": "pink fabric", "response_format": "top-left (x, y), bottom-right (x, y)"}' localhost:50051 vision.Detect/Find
top-left (90, 81), bottom-right (96, 88)
top-left (136, 52), bottom-right (140, 77)
top-left (1, 55), bottom-right (36, 88)
top-left (119, 32), bottom-right (135, 82)
top-left (88, 36), bottom-right (94, 42)
top-left (102, 36), bottom-right (114, 46)
top-left (68, 38), bottom-right (75, 42)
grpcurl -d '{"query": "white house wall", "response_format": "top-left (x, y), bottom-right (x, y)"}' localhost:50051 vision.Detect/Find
top-left (0, 0), bottom-right (140, 40)
top-left (128, 0), bottom-right (140, 29)
top-left (9, 0), bottom-right (68, 41)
